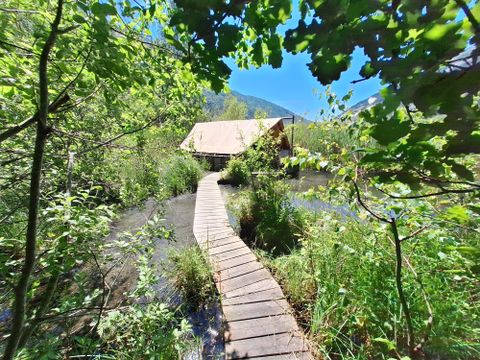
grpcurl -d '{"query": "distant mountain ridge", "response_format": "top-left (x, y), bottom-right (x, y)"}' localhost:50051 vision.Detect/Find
top-left (204, 89), bottom-right (385, 124)
top-left (204, 90), bottom-right (307, 124)
top-left (348, 93), bottom-right (381, 115)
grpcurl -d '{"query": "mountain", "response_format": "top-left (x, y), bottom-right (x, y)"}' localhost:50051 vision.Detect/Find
top-left (204, 90), bottom-right (308, 124)
top-left (204, 89), bottom-right (383, 124)
top-left (348, 93), bottom-right (381, 115)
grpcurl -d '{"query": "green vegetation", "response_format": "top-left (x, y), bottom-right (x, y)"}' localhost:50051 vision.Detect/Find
top-left (106, 128), bottom-right (204, 206)
top-left (161, 154), bottom-right (205, 197)
top-left (260, 211), bottom-right (480, 359)
top-left (2, 0), bottom-right (480, 359)
top-left (166, 246), bottom-right (216, 309)
top-left (98, 304), bottom-right (194, 360)
top-left (204, 90), bottom-right (294, 119)
top-left (0, 0), bottom-right (206, 357)
top-left (217, 94), bottom-right (249, 120)
top-left (226, 134), bottom-right (304, 254)
top-left (220, 157), bottom-right (250, 186)
top-left (231, 176), bottom-right (304, 255)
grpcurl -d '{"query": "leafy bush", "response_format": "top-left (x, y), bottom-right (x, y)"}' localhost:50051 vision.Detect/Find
top-left (162, 154), bottom-right (204, 197)
top-left (94, 216), bottom-right (197, 359)
top-left (166, 246), bottom-right (216, 308)
top-left (98, 303), bottom-right (195, 359)
top-left (260, 212), bottom-right (480, 359)
top-left (221, 157), bottom-right (250, 186)
top-left (230, 175), bottom-right (305, 255)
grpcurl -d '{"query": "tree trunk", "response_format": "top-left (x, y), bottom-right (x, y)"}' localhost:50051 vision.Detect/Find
top-left (390, 219), bottom-right (415, 354)
top-left (2, 1), bottom-right (64, 358)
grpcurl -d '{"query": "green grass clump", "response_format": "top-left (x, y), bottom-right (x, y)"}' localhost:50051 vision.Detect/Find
top-left (230, 175), bottom-right (305, 255)
top-left (260, 212), bottom-right (480, 360)
top-left (162, 154), bottom-right (204, 196)
top-left (166, 246), bottom-right (216, 308)
top-left (221, 157), bottom-right (250, 186)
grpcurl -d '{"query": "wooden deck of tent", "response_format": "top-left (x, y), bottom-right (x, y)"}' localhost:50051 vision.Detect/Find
top-left (193, 173), bottom-right (311, 359)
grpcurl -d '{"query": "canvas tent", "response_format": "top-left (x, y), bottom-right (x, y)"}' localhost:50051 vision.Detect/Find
top-left (180, 118), bottom-right (291, 170)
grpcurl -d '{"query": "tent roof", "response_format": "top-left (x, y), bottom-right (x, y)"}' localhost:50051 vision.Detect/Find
top-left (180, 118), bottom-right (284, 155)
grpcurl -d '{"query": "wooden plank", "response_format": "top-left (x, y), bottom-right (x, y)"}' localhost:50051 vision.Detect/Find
top-left (211, 247), bottom-right (251, 262)
top-left (223, 278), bottom-right (280, 299)
top-left (224, 315), bottom-right (298, 342)
top-left (212, 252), bottom-right (257, 271)
top-left (225, 333), bottom-right (309, 359)
top-left (220, 268), bottom-right (272, 293)
top-left (221, 286), bottom-right (285, 306)
top-left (222, 299), bottom-right (290, 321)
top-left (219, 261), bottom-right (264, 281)
top-left (199, 236), bottom-right (244, 250)
top-left (194, 230), bottom-right (236, 241)
top-left (208, 242), bottom-right (248, 256)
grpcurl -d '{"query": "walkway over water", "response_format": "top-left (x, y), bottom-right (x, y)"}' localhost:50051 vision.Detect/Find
top-left (193, 173), bottom-right (311, 359)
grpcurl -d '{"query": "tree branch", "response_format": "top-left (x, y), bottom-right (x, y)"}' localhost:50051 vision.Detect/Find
top-left (400, 225), bottom-right (430, 242)
top-left (77, 105), bottom-right (172, 156)
top-left (455, 0), bottom-right (480, 35)
top-left (0, 94), bottom-right (70, 144)
top-left (352, 180), bottom-right (390, 223)
top-left (377, 186), bottom-right (479, 199)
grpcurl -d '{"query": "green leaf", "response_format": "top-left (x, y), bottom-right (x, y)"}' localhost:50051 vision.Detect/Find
top-left (72, 14), bottom-right (87, 24)
top-left (373, 337), bottom-right (396, 351)
top-left (91, 3), bottom-right (117, 17)
top-left (267, 35), bottom-right (283, 68)
top-left (450, 162), bottom-right (475, 181)
top-left (443, 205), bottom-right (469, 223)
top-left (360, 62), bottom-right (377, 78)
top-left (369, 113), bottom-right (410, 146)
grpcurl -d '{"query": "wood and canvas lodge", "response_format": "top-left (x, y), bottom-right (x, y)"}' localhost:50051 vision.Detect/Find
top-left (180, 118), bottom-right (292, 171)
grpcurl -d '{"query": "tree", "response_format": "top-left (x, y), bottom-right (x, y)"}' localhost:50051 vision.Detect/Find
top-left (254, 108), bottom-right (269, 119)
top-left (168, 1), bottom-right (480, 357)
top-left (0, 1), bottom-right (203, 357)
top-left (218, 94), bottom-right (248, 120)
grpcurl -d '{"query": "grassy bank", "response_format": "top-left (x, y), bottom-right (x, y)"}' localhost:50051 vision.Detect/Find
top-left (222, 155), bottom-right (480, 359)
top-left (254, 208), bottom-right (480, 359)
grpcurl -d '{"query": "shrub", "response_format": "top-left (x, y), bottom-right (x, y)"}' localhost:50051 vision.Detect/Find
top-left (221, 157), bottom-right (250, 186)
top-left (95, 216), bottom-right (196, 359)
top-left (162, 154), bottom-right (204, 196)
top-left (98, 303), bottom-right (195, 359)
top-left (229, 175), bottom-right (305, 255)
top-left (166, 246), bottom-right (216, 308)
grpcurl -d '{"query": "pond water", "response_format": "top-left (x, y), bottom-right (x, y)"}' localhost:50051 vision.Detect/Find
top-left (0, 170), bottom-right (352, 357)
top-left (219, 170), bottom-right (357, 226)
top-left (109, 193), bottom-right (223, 360)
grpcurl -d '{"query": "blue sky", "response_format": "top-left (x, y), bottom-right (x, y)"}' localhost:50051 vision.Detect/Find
top-left (226, 50), bottom-right (382, 120)
top-left (224, 4), bottom-right (382, 120)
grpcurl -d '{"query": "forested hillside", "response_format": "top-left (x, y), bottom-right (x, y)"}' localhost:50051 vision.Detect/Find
top-left (204, 90), bottom-right (302, 120)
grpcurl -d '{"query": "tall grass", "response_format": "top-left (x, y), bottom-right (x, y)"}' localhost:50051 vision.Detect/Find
top-left (229, 175), bottom-right (305, 255)
top-left (161, 154), bottom-right (205, 197)
top-left (220, 157), bottom-right (250, 186)
top-left (106, 150), bottom-right (204, 205)
top-left (166, 246), bottom-right (216, 308)
top-left (259, 212), bottom-right (480, 359)
top-left (291, 122), bottom-right (356, 154)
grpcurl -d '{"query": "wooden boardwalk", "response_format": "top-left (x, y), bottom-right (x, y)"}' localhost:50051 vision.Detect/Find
top-left (193, 173), bottom-right (311, 359)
